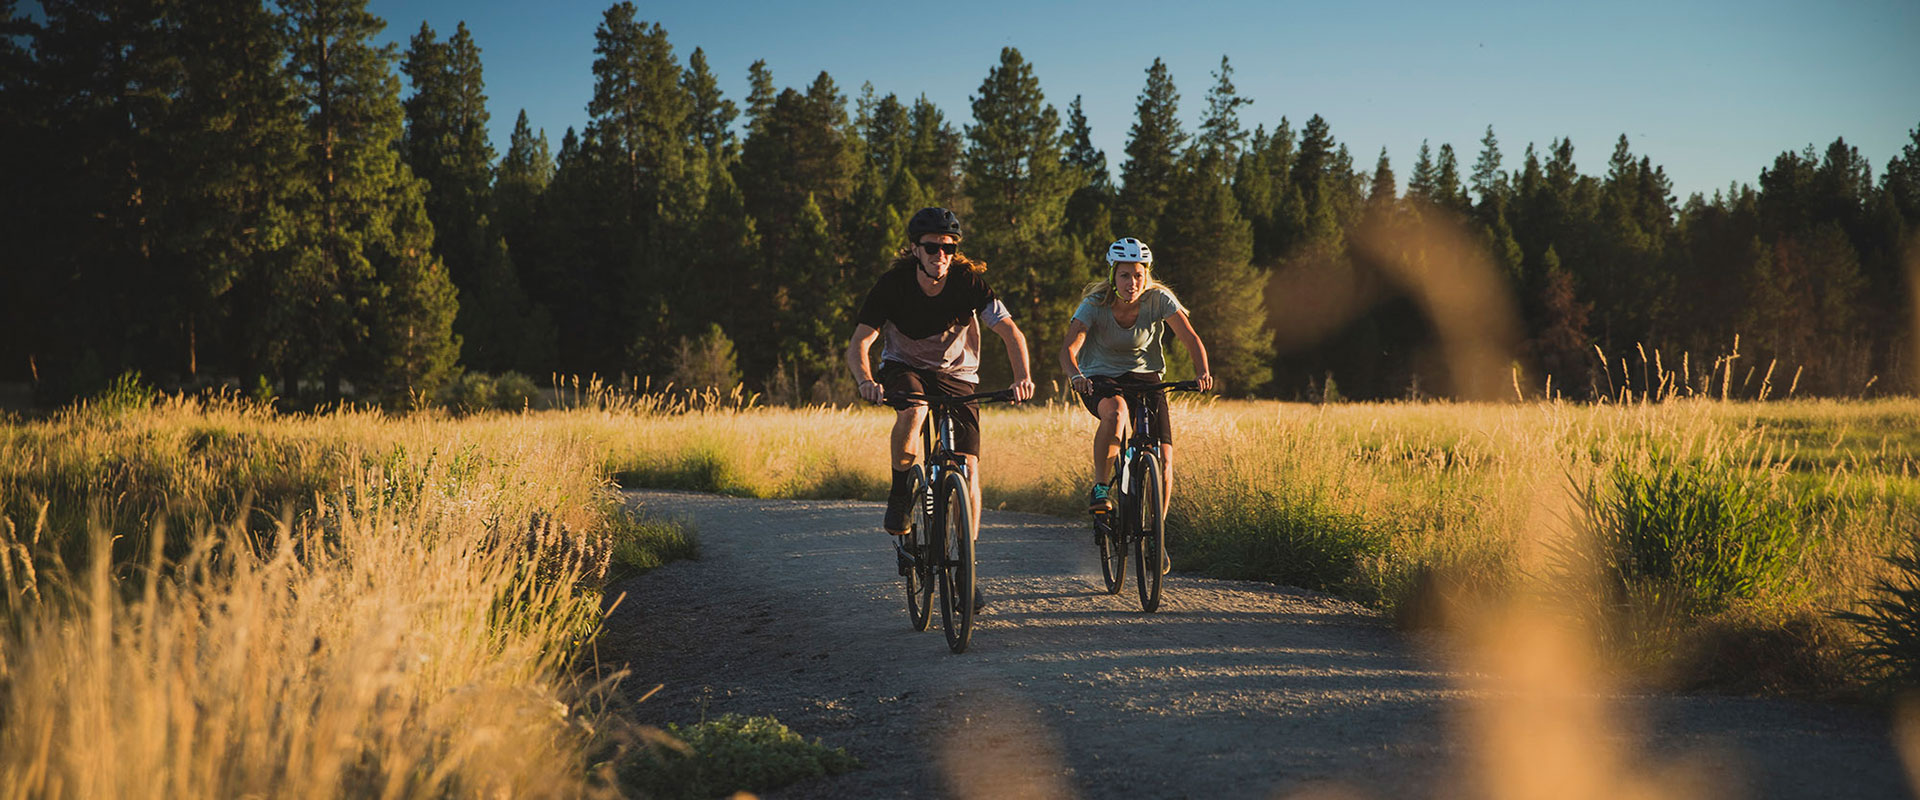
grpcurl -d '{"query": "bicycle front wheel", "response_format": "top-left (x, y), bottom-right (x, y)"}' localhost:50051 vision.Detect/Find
top-left (904, 465), bottom-right (935, 631)
top-left (1097, 477), bottom-right (1125, 594)
top-left (1132, 453), bottom-right (1165, 612)
top-left (936, 471), bottom-right (976, 654)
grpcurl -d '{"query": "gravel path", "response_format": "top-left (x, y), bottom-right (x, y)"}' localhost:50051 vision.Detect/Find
top-left (597, 490), bottom-right (1910, 799)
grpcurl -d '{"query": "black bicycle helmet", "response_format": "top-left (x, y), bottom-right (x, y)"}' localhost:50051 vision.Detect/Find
top-left (906, 206), bottom-right (963, 240)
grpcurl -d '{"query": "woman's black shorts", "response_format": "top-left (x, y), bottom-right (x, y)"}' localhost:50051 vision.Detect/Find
top-left (1078, 371), bottom-right (1174, 445)
top-left (877, 361), bottom-right (981, 456)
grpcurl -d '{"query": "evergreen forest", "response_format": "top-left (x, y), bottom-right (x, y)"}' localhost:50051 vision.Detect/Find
top-left (5, 0), bottom-right (1918, 406)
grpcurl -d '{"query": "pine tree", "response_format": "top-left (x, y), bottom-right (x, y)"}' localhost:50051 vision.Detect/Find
top-left (687, 158), bottom-right (762, 379)
top-left (164, 0), bottom-right (308, 386)
top-left (845, 87), bottom-right (918, 277)
top-left (859, 87), bottom-right (911, 178)
top-left (963, 47), bottom-right (1078, 375)
top-left (583, 3), bottom-right (698, 376)
top-left (738, 70), bottom-right (857, 273)
top-left (1157, 153), bottom-right (1274, 395)
top-left (1234, 119), bottom-right (1299, 266)
top-left (284, 0), bottom-right (459, 402)
top-left (1195, 55), bottom-right (1250, 163)
top-left (1886, 125), bottom-right (1920, 223)
top-left (1471, 124), bottom-right (1507, 217)
top-left (1434, 143), bottom-right (1466, 212)
top-left (494, 109), bottom-right (551, 253)
top-left (18, 0), bottom-right (181, 395)
top-left (1527, 247), bottom-right (1594, 398)
top-left (1407, 140), bottom-right (1436, 203)
top-left (1289, 115), bottom-right (1346, 252)
top-left (0, 0), bottom-right (38, 382)
top-left (1367, 147), bottom-right (1397, 210)
top-left (683, 47), bottom-right (737, 160)
top-left (1118, 58), bottom-right (1185, 243)
top-left (745, 58), bottom-right (776, 136)
top-left (1061, 94), bottom-right (1114, 257)
top-left (771, 193), bottom-right (846, 392)
top-left (588, 3), bottom-right (691, 230)
top-left (402, 20), bottom-right (534, 372)
top-left (905, 95), bottom-right (963, 204)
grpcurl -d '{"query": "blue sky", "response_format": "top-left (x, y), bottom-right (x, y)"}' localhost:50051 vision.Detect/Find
top-left (368, 0), bottom-right (1920, 201)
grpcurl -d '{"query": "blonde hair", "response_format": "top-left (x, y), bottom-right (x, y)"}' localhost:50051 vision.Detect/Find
top-left (889, 245), bottom-right (987, 274)
top-left (1080, 261), bottom-right (1180, 307)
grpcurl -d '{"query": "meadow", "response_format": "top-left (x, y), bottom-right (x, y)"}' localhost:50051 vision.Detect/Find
top-left (602, 391), bottom-right (1920, 691)
top-left (3, 384), bottom-right (1918, 796)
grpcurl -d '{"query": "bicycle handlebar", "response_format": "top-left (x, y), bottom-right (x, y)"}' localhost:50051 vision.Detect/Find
top-left (880, 388), bottom-right (1021, 409)
top-left (1086, 378), bottom-right (1207, 398)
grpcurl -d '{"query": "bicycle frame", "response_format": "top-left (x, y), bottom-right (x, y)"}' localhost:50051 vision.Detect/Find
top-left (883, 387), bottom-right (1016, 653)
top-left (1094, 379), bottom-right (1199, 515)
top-left (1089, 379), bottom-right (1201, 611)
top-left (890, 388), bottom-right (1015, 531)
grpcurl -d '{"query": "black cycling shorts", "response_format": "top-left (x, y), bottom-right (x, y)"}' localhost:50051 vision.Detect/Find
top-left (1078, 371), bottom-right (1174, 445)
top-left (877, 361), bottom-right (981, 456)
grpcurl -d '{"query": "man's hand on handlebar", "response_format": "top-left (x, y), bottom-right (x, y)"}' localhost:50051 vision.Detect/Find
top-left (857, 378), bottom-right (886, 404)
top-left (1196, 372), bottom-right (1215, 392)
top-left (1009, 378), bottom-right (1034, 402)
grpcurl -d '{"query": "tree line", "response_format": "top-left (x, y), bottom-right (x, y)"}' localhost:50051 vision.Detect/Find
top-left (4, 0), bottom-right (1917, 406)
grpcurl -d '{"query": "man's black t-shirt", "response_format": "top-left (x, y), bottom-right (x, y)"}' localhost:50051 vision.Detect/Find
top-left (854, 265), bottom-right (1011, 380)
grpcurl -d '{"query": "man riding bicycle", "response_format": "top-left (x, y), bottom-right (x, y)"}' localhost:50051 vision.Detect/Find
top-left (1059, 237), bottom-right (1214, 572)
top-left (846, 207), bottom-right (1035, 607)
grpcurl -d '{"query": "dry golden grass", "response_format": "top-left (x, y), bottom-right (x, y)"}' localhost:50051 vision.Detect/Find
top-left (0, 396), bottom-right (626, 798)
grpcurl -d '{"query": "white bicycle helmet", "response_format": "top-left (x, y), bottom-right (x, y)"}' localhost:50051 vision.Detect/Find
top-left (1106, 237), bottom-right (1153, 266)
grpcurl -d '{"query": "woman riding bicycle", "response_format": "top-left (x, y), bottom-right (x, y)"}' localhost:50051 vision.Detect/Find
top-left (1059, 237), bottom-right (1213, 568)
top-left (846, 207), bottom-right (1036, 603)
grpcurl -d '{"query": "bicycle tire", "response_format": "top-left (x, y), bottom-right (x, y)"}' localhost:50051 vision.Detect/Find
top-left (904, 465), bottom-right (935, 631)
top-left (1132, 453), bottom-right (1165, 612)
top-left (1096, 476), bottom-right (1125, 594)
top-left (937, 471), bottom-right (976, 654)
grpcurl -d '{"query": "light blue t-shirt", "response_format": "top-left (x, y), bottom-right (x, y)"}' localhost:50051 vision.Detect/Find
top-left (1071, 287), bottom-right (1187, 376)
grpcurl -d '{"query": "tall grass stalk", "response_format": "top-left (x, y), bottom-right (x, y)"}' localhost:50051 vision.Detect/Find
top-left (0, 396), bottom-right (633, 797)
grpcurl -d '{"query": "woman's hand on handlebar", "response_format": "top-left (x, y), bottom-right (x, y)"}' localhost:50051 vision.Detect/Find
top-left (1196, 372), bottom-right (1215, 392)
top-left (1069, 374), bottom-right (1092, 395)
top-left (1009, 378), bottom-right (1034, 402)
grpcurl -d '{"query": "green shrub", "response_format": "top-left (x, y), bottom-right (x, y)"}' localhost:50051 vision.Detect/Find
top-left (441, 372), bottom-right (499, 414)
top-left (1589, 458), bottom-right (1803, 615)
top-left (438, 371), bottom-right (548, 413)
top-left (606, 506), bottom-right (699, 583)
top-left (623, 714), bottom-right (859, 800)
top-left (612, 450), bottom-right (751, 496)
top-left (493, 371), bottom-right (546, 410)
top-left (1176, 487), bottom-right (1386, 595)
top-left (90, 370), bottom-right (160, 416)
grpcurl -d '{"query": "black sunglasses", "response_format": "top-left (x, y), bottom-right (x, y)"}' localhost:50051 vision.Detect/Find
top-left (916, 241), bottom-right (958, 256)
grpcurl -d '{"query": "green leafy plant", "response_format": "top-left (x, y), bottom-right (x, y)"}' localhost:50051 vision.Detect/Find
top-left (1589, 458), bottom-right (1803, 615)
top-left (90, 370), bottom-right (160, 416)
top-left (1836, 533), bottom-right (1920, 694)
top-left (1177, 487), bottom-right (1386, 595)
top-left (605, 506), bottom-right (699, 583)
top-left (622, 714), bottom-right (859, 800)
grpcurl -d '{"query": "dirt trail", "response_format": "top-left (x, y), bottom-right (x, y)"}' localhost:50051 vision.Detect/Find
top-left (599, 490), bottom-right (1909, 799)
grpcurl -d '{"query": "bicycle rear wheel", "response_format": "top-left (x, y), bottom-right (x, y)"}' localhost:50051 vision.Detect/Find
top-left (1132, 453), bottom-right (1165, 612)
top-left (904, 466), bottom-right (935, 631)
top-left (936, 471), bottom-right (976, 654)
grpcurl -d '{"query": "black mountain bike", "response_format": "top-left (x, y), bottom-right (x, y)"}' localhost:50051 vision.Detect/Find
top-left (1090, 379), bottom-right (1204, 612)
top-left (885, 388), bottom-right (1017, 654)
